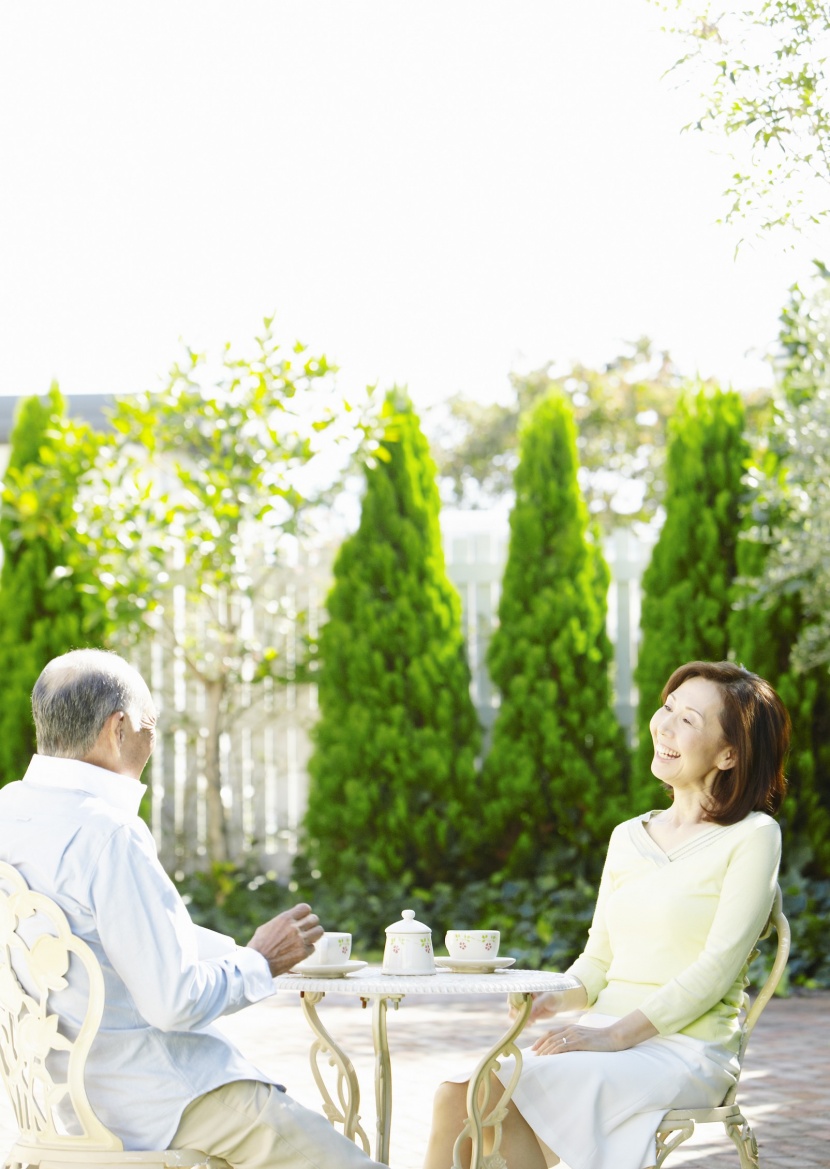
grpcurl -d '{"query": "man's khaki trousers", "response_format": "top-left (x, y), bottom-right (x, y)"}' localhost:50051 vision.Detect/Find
top-left (172, 1080), bottom-right (389, 1169)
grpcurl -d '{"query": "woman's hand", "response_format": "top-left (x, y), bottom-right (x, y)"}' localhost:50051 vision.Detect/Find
top-left (514, 992), bottom-right (565, 1023)
top-left (508, 982), bottom-right (589, 1023)
top-left (532, 1009), bottom-right (658, 1055)
top-left (532, 1022), bottom-right (621, 1054)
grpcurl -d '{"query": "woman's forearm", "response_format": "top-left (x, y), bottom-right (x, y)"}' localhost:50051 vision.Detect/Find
top-left (608, 1009), bottom-right (658, 1049)
top-left (527, 980), bottom-right (590, 1022)
top-left (558, 981), bottom-right (590, 1012)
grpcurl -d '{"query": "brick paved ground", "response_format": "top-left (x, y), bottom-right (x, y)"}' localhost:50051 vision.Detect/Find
top-left (1, 981), bottom-right (827, 1167)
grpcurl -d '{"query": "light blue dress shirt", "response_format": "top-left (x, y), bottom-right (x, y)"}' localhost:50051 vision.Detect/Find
top-left (0, 755), bottom-right (277, 1150)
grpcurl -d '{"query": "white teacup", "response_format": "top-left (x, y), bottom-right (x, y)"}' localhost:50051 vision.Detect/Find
top-left (299, 931), bottom-right (352, 967)
top-left (445, 930), bottom-right (500, 961)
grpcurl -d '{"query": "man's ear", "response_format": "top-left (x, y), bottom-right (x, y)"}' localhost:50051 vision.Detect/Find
top-left (81, 710), bottom-right (124, 771)
top-left (106, 710), bottom-right (125, 744)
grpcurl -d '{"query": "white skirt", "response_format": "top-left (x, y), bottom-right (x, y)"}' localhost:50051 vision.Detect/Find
top-left (447, 1014), bottom-right (737, 1169)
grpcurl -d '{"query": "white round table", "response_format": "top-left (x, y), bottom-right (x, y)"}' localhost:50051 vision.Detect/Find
top-left (274, 967), bottom-right (580, 1168)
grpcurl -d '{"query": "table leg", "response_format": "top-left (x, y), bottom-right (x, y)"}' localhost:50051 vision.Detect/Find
top-left (369, 994), bottom-right (403, 1165)
top-left (300, 990), bottom-right (371, 1155)
top-left (452, 991), bottom-right (533, 1169)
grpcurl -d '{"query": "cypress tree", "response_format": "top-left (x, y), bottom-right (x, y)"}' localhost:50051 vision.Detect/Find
top-left (0, 387), bottom-right (103, 784)
top-left (481, 390), bottom-right (627, 880)
top-left (633, 387), bottom-right (748, 805)
top-left (302, 391), bottom-right (481, 889)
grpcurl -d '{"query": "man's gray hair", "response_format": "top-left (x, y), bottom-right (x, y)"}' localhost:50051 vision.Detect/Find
top-left (32, 649), bottom-right (151, 759)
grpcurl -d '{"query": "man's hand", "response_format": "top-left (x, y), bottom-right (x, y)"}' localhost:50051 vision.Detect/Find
top-left (247, 904), bottom-right (323, 977)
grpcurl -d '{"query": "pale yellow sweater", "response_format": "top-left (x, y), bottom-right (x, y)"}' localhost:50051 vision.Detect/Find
top-left (566, 811), bottom-right (781, 1053)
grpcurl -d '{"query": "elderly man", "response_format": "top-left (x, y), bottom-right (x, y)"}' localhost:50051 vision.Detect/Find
top-left (0, 649), bottom-right (388, 1169)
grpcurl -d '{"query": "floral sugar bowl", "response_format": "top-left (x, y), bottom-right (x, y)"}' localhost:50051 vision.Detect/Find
top-left (382, 909), bottom-right (436, 976)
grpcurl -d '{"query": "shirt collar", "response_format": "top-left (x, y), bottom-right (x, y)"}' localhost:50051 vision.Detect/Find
top-left (23, 754), bottom-right (147, 817)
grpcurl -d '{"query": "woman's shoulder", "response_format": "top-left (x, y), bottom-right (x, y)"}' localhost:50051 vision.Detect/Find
top-left (746, 809), bottom-right (779, 827)
top-left (730, 810), bottom-right (781, 837)
top-left (727, 810), bottom-right (781, 851)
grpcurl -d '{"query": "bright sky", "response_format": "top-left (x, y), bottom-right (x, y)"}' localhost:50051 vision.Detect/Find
top-left (1, 1), bottom-right (827, 412)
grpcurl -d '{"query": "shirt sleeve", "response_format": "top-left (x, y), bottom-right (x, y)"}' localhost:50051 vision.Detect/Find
top-left (87, 819), bottom-right (275, 1032)
top-left (638, 819), bottom-right (782, 1036)
top-left (563, 825), bottom-right (621, 1004)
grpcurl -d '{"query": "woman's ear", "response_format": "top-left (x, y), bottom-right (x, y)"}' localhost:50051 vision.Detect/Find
top-left (716, 744), bottom-right (737, 771)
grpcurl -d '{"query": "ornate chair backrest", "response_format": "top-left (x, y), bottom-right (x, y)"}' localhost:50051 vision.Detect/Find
top-left (723, 882), bottom-right (790, 1107)
top-left (0, 861), bottom-right (122, 1153)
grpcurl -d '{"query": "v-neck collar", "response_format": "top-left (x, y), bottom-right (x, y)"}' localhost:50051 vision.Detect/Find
top-left (634, 810), bottom-right (735, 865)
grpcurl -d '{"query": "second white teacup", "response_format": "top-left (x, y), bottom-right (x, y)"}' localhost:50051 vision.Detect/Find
top-left (445, 930), bottom-right (500, 961)
top-left (300, 931), bottom-right (352, 967)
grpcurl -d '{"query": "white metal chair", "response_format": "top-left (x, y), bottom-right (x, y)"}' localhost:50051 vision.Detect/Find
top-left (0, 861), bottom-right (230, 1169)
top-left (654, 883), bottom-right (790, 1169)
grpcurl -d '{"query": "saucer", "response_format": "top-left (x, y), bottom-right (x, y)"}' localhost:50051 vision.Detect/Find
top-left (289, 960), bottom-right (368, 978)
top-left (435, 957), bottom-right (516, 974)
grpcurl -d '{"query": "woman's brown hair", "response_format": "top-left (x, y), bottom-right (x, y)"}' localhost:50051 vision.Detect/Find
top-left (661, 661), bottom-right (790, 824)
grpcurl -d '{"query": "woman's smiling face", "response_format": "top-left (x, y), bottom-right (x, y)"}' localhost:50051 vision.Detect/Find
top-left (649, 675), bottom-right (736, 792)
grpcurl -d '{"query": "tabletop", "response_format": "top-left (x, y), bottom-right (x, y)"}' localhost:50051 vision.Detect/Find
top-left (274, 967), bottom-right (581, 996)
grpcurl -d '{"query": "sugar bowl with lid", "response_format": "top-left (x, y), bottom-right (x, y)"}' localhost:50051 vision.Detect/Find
top-left (382, 909), bottom-right (436, 975)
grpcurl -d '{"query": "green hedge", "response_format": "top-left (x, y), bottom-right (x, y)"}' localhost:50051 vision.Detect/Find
top-left (174, 862), bottom-right (827, 988)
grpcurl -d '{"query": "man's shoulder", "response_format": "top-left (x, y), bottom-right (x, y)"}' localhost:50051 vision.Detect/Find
top-left (0, 777), bottom-right (145, 843)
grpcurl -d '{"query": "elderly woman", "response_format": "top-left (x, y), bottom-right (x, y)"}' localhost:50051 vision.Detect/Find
top-left (423, 660), bottom-right (790, 1169)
